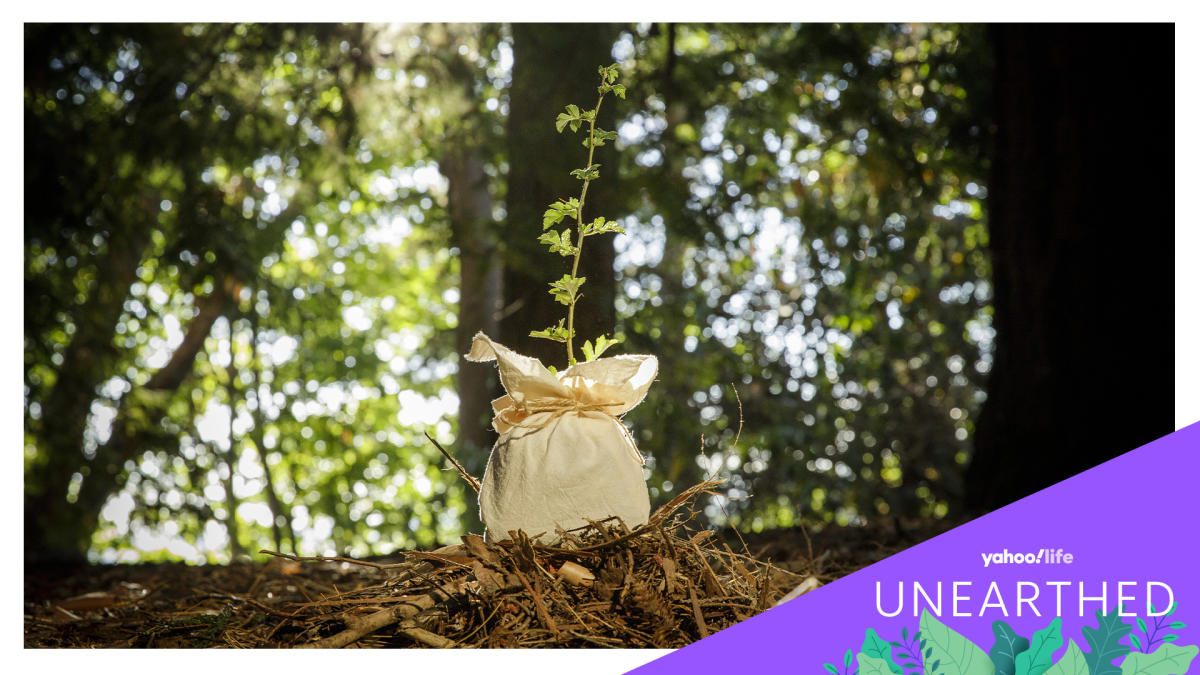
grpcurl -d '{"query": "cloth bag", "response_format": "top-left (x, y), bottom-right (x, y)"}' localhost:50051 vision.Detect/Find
top-left (465, 332), bottom-right (656, 543)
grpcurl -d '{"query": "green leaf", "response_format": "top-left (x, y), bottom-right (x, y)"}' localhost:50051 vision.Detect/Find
top-left (613, 83), bottom-right (626, 99)
top-left (1168, 622), bottom-right (1186, 630)
top-left (1119, 644), bottom-right (1199, 675)
top-left (530, 318), bottom-right (571, 343)
top-left (1016, 618), bottom-right (1063, 675)
top-left (1044, 640), bottom-right (1089, 675)
top-left (591, 333), bottom-right (622, 359)
top-left (860, 654), bottom-right (899, 675)
top-left (538, 229), bottom-right (576, 257)
top-left (1137, 619), bottom-right (1149, 636)
top-left (1130, 635), bottom-right (1143, 651)
top-left (1160, 636), bottom-right (1178, 644)
top-left (862, 628), bottom-right (905, 674)
top-left (827, 665), bottom-right (842, 675)
top-left (542, 199), bottom-right (580, 228)
top-left (991, 620), bottom-right (1033, 675)
top-left (549, 274), bottom-right (585, 305)
top-left (919, 609), bottom-right (995, 675)
top-left (848, 649), bottom-right (855, 668)
top-left (582, 216), bottom-right (624, 236)
top-left (1083, 608), bottom-right (1134, 675)
top-left (569, 163), bottom-right (600, 181)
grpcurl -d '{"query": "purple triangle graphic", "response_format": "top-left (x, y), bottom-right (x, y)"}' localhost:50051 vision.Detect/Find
top-left (631, 422), bottom-right (1200, 673)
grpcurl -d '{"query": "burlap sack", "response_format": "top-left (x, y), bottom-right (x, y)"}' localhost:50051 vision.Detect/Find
top-left (465, 332), bottom-right (656, 543)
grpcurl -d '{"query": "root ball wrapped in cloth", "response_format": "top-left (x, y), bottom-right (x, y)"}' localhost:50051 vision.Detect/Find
top-left (465, 333), bottom-right (656, 543)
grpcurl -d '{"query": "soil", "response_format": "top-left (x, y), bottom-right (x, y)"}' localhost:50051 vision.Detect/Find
top-left (24, 495), bottom-right (958, 649)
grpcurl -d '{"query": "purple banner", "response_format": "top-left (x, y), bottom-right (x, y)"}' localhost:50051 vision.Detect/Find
top-left (633, 422), bottom-right (1200, 674)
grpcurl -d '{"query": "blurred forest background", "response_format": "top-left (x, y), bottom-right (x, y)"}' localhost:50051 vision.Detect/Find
top-left (23, 23), bottom-right (1172, 565)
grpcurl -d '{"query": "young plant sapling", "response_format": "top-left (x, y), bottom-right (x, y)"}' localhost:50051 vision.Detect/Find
top-left (464, 64), bottom-right (656, 543)
top-left (530, 63), bottom-right (627, 366)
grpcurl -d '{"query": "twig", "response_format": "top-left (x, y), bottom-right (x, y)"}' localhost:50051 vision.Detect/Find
top-left (296, 592), bottom-right (442, 649)
top-left (425, 432), bottom-right (481, 493)
top-left (398, 622), bottom-right (456, 648)
top-left (259, 549), bottom-right (409, 570)
top-left (686, 578), bottom-right (710, 638)
top-left (576, 478), bottom-right (724, 552)
top-left (730, 383), bottom-right (743, 449)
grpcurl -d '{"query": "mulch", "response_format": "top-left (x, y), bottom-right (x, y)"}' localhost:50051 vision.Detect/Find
top-left (24, 481), bottom-right (959, 649)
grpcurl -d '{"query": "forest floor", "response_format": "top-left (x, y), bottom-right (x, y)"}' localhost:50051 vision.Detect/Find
top-left (25, 488), bottom-right (960, 649)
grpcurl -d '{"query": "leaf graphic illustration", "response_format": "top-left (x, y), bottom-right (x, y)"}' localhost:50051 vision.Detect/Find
top-left (920, 609), bottom-right (996, 675)
top-left (992, 620), bottom-right (1033, 675)
top-left (1045, 640), bottom-right (1090, 675)
top-left (862, 629), bottom-right (905, 674)
top-left (861, 654), bottom-right (900, 675)
top-left (1083, 608), bottom-right (1135, 675)
top-left (1016, 618), bottom-right (1064, 675)
top-left (1119, 643), bottom-right (1199, 675)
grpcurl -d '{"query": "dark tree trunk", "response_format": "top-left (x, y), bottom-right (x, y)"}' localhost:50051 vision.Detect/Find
top-left (502, 24), bottom-right (621, 369)
top-left (444, 146), bottom-right (501, 535)
top-left (966, 24), bottom-right (1173, 513)
top-left (24, 231), bottom-right (149, 563)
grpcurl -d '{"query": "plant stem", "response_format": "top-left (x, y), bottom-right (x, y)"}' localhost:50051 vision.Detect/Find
top-left (565, 89), bottom-right (606, 364)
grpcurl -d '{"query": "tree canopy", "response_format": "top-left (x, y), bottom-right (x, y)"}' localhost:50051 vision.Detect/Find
top-left (25, 22), bottom-right (996, 564)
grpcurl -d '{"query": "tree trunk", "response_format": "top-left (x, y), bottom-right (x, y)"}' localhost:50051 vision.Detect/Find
top-left (443, 146), bottom-right (500, 535)
top-left (966, 24), bottom-right (1173, 513)
top-left (501, 24), bottom-right (621, 369)
top-left (24, 231), bottom-right (149, 563)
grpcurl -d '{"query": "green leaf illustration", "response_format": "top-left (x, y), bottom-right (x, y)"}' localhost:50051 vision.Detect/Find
top-left (920, 609), bottom-right (996, 675)
top-left (1045, 640), bottom-right (1090, 675)
top-left (1119, 643), bottom-right (1199, 675)
top-left (1017, 618), bottom-right (1064, 675)
top-left (992, 620), bottom-right (1033, 675)
top-left (861, 654), bottom-right (901, 675)
top-left (862, 628), bottom-right (905, 674)
top-left (826, 664), bottom-right (840, 675)
top-left (1083, 609), bottom-right (1135, 675)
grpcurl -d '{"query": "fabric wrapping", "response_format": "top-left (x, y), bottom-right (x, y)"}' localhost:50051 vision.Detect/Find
top-left (464, 332), bottom-right (656, 543)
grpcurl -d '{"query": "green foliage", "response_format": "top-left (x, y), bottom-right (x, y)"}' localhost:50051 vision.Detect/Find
top-left (1084, 609), bottom-right (1135, 675)
top-left (1119, 644), bottom-right (1199, 675)
top-left (530, 64), bottom-right (626, 365)
top-left (611, 22), bottom-right (992, 530)
top-left (919, 609), bottom-right (995, 675)
top-left (1131, 603), bottom-right (1184, 654)
top-left (581, 334), bottom-right (623, 362)
top-left (991, 621), bottom-right (1034, 675)
top-left (24, 23), bottom-right (506, 562)
top-left (26, 22), bottom-right (1000, 560)
top-left (861, 653), bottom-right (901, 675)
top-left (1045, 640), bottom-right (1091, 675)
top-left (841, 616), bottom-right (1199, 675)
top-left (862, 628), bottom-right (905, 674)
top-left (1016, 618), bottom-right (1064, 675)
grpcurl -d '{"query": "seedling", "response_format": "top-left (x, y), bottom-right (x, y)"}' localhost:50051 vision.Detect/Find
top-left (530, 63), bottom-right (627, 365)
